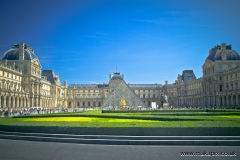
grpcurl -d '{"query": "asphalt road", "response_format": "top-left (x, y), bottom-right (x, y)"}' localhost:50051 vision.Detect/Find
top-left (0, 139), bottom-right (239, 160)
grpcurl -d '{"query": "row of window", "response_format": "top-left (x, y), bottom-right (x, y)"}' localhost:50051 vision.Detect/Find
top-left (69, 101), bottom-right (101, 107)
top-left (68, 90), bottom-right (100, 93)
top-left (1, 71), bottom-right (20, 80)
top-left (139, 94), bottom-right (156, 98)
top-left (219, 83), bottom-right (238, 91)
top-left (68, 89), bottom-right (157, 93)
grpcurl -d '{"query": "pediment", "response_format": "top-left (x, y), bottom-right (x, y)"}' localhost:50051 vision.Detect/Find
top-left (202, 59), bottom-right (214, 69)
top-left (32, 59), bottom-right (42, 68)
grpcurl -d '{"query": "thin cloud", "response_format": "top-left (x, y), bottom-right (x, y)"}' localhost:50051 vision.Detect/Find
top-left (38, 55), bottom-right (56, 59)
top-left (82, 35), bottom-right (97, 38)
top-left (184, 23), bottom-right (232, 27)
top-left (93, 74), bottom-right (107, 77)
top-left (166, 11), bottom-right (180, 15)
top-left (95, 32), bottom-right (108, 36)
top-left (128, 18), bottom-right (170, 25)
top-left (71, 81), bottom-right (102, 84)
top-left (83, 32), bottom-right (108, 39)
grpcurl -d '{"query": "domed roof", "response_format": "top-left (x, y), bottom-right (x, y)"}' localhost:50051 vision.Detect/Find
top-left (110, 72), bottom-right (124, 81)
top-left (215, 50), bottom-right (239, 60)
top-left (206, 43), bottom-right (240, 61)
top-left (2, 43), bottom-right (38, 61)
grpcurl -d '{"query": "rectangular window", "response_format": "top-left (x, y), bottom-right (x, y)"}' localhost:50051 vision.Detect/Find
top-left (219, 85), bottom-right (222, 91)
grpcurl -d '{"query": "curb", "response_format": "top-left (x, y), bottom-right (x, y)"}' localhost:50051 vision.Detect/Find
top-left (0, 131), bottom-right (240, 146)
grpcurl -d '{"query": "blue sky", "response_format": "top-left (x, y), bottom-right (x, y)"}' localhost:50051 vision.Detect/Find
top-left (0, 0), bottom-right (240, 84)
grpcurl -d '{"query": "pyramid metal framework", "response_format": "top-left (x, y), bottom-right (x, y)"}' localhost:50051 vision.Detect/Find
top-left (102, 80), bottom-right (147, 109)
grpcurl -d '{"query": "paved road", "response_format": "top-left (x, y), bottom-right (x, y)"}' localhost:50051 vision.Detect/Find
top-left (0, 139), bottom-right (239, 160)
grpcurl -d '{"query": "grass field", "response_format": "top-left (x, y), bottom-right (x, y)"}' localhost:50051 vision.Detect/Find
top-left (1, 109), bottom-right (240, 128)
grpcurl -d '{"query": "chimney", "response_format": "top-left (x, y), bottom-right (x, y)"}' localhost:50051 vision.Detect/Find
top-left (221, 43), bottom-right (226, 60)
top-left (209, 49), bottom-right (213, 55)
top-left (122, 73), bottom-right (124, 79)
top-left (19, 42), bottom-right (24, 60)
top-left (165, 80), bottom-right (168, 85)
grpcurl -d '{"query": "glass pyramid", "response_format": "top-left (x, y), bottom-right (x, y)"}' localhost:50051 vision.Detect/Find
top-left (102, 80), bottom-right (147, 109)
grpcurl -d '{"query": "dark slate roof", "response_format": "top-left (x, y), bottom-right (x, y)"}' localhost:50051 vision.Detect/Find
top-left (215, 50), bottom-right (239, 60)
top-left (129, 84), bottom-right (162, 88)
top-left (110, 72), bottom-right (123, 80)
top-left (182, 70), bottom-right (196, 81)
top-left (68, 84), bottom-right (109, 88)
top-left (2, 45), bottom-right (38, 61)
top-left (41, 70), bottom-right (56, 83)
top-left (206, 44), bottom-right (239, 62)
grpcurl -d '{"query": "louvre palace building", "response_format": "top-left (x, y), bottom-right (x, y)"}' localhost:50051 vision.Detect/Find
top-left (0, 42), bottom-right (240, 112)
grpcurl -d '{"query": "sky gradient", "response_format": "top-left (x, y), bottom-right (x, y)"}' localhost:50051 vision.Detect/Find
top-left (0, 0), bottom-right (240, 85)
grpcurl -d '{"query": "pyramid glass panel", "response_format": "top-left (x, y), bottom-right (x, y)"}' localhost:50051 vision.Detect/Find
top-left (102, 80), bottom-right (147, 109)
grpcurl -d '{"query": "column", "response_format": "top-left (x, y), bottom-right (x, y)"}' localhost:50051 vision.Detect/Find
top-left (0, 96), bottom-right (1, 108)
top-left (226, 96), bottom-right (229, 107)
top-left (236, 95), bottom-right (239, 107)
top-left (39, 98), bottom-right (42, 107)
top-left (30, 97), bottom-right (33, 107)
top-left (16, 97), bottom-right (19, 108)
top-left (213, 96), bottom-right (216, 106)
top-left (20, 98), bottom-right (23, 108)
top-left (8, 96), bottom-right (11, 109)
top-left (24, 98), bottom-right (26, 108)
top-left (12, 97), bottom-right (15, 108)
top-left (222, 97), bottom-right (224, 107)
top-left (3, 96), bottom-right (6, 108)
top-left (26, 98), bottom-right (28, 109)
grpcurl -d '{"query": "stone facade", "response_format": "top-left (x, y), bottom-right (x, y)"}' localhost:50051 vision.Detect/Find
top-left (165, 43), bottom-right (240, 108)
top-left (0, 42), bottom-right (239, 111)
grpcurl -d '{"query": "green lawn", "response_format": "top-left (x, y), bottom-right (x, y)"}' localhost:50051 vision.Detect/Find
top-left (1, 109), bottom-right (240, 128)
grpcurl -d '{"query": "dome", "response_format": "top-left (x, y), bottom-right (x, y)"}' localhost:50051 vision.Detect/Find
top-left (2, 43), bottom-right (38, 61)
top-left (110, 72), bottom-right (124, 81)
top-left (215, 50), bottom-right (239, 60)
top-left (206, 43), bottom-right (240, 61)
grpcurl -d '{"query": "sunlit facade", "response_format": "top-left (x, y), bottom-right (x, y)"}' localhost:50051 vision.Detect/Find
top-left (0, 42), bottom-right (239, 112)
